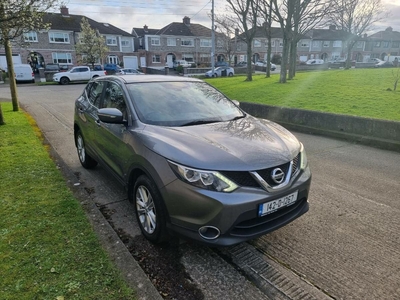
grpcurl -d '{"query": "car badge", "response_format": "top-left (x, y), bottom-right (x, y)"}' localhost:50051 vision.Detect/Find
top-left (271, 168), bottom-right (285, 184)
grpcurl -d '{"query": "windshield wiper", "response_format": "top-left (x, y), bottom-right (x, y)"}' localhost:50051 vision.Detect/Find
top-left (230, 114), bottom-right (246, 121)
top-left (180, 119), bottom-right (221, 126)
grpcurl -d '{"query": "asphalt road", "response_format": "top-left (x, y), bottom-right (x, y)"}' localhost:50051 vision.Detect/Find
top-left (2, 83), bottom-right (399, 300)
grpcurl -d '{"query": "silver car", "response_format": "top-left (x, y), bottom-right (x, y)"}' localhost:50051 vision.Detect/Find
top-left (74, 75), bottom-right (311, 246)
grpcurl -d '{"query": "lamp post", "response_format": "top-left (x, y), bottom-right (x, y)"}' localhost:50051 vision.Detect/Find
top-left (211, 0), bottom-right (215, 74)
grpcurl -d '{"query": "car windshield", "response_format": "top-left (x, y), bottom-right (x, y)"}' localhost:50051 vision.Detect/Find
top-left (126, 81), bottom-right (244, 126)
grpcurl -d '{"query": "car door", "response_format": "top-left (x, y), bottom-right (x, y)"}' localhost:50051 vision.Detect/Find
top-left (95, 81), bottom-right (133, 180)
top-left (76, 80), bottom-right (106, 157)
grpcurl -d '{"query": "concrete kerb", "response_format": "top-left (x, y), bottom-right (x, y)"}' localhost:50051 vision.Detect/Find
top-left (240, 102), bottom-right (400, 153)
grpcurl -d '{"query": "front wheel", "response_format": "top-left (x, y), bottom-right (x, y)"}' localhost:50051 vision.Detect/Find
top-left (133, 175), bottom-right (169, 243)
top-left (75, 130), bottom-right (98, 169)
top-left (228, 72), bottom-right (233, 77)
top-left (60, 77), bottom-right (69, 85)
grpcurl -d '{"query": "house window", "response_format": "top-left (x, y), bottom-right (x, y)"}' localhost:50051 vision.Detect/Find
top-left (236, 44), bottom-right (241, 51)
top-left (312, 41), bottom-right (321, 48)
top-left (181, 39), bottom-right (194, 47)
top-left (333, 40), bottom-right (342, 47)
top-left (152, 55), bottom-right (161, 63)
top-left (200, 39), bottom-right (212, 47)
top-left (151, 37), bottom-right (160, 46)
top-left (216, 39), bottom-right (224, 47)
top-left (271, 40), bottom-right (275, 47)
top-left (374, 41), bottom-right (381, 47)
top-left (357, 41), bottom-right (364, 48)
top-left (200, 54), bottom-right (210, 62)
top-left (279, 41), bottom-right (283, 47)
top-left (392, 41), bottom-right (400, 48)
top-left (24, 31), bottom-right (38, 42)
top-left (167, 38), bottom-right (176, 46)
top-left (300, 40), bottom-right (310, 47)
top-left (108, 55), bottom-right (119, 64)
top-left (121, 40), bottom-right (130, 47)
top-left (49, 32), bottom-right (70, 43)
top-left (383, 41), bottom-right (390, 48)
top-left (323, 41), bottom-right (330, 47)
top-left (52, 52), bottom-right (72, 64)
top-left (254, 39), bottom-right (261, 47)
top-left (106, 36), bottom-right (117, 46)
top-left (182, 53), bottom-right (194, 62)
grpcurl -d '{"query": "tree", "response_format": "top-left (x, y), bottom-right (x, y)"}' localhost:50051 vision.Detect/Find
top-left (226, 0), bottom-right (261, 81)
top-left (213, 14), bottom-right (237, 66)
top-left (327, 0), bottom-right (386, 69)
top-left (75, 17), bottom-right (109, 68)
top-left (0, 0), bottom-right (56, 124)
top-left (258, 0), bottom-right (274, 78)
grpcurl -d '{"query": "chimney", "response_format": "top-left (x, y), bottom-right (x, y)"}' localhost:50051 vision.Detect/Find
top-left (60, 6), bottom-right (69, 16)
top-left (143, 25), bottom-right (148, 33)
top-left (183, 16), bottom-right (191, 25)
top-left (385, 26), bottom-right (393, 32)
top-left (329, 25), bottom-right (336, 30)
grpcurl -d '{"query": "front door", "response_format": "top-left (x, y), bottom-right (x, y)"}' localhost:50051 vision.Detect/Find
top-left (167, 55), bottom-right (174, 68)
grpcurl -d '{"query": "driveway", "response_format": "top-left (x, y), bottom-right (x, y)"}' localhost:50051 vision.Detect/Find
top-left (3, 83), bottom-right (400, 300)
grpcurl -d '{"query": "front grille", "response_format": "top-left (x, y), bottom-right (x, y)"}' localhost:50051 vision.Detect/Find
top-left (220, 152), bottom-right (301, 189)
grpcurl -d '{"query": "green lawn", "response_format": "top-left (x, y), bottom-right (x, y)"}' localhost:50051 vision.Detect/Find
top-left (0, 103), bottom-right (136, 300)
top-left (205, 68), bottom-right (400, 121)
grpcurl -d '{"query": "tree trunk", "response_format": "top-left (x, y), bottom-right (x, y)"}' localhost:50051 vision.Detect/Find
top-left (0, 103), bottom-right (5, 125)
top-left (280, 36), bottom-right (290, 83)
top-left (266, 35), bottom-right (272, 78)
top-left (246, 42), bottom-right (253, 81)
top-left (288, 40), bottom-right (297, 79)
top-left (4, 38), bottom-right (19, 112)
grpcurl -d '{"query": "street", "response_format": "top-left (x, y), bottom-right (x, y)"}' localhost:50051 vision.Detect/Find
top-left (2, 83), bottom-right (400, 300)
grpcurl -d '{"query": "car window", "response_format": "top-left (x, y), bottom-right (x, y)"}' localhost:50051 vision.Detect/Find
top-left (102, 82), bottom-right (128, 118)
top-left (127, 81), bottom-right (244, 126)
top-left (87, 81), bottom-right (105, 108)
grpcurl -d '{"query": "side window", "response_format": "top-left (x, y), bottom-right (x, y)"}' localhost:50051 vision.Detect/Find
top-left (102, 82), bottom-right (127, 117)
top-left (87, 81), bottom-right (104, 108)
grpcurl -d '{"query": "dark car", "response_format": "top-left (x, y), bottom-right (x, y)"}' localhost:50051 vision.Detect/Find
top-left (215, 61), bottom-right (229, 67)
top-left (103, 63), bottom-right (121, 74)
top-left (74, 75), bottom-right (311, 246)
top-left (44, 63), bottom-right (60, 72)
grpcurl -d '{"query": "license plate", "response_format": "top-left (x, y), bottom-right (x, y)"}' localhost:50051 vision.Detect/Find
top-left (258, 190), bottom-right (298, 217)
top-left (17, 75), bottom-right (23, 78)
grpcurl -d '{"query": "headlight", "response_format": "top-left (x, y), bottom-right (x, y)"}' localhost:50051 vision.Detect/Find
top-left (300, 143), bottom-right (308, 170)
top-left (168, 161), bottom-right (238, 192)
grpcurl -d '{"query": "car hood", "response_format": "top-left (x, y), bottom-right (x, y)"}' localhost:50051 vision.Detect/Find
top-left (137, 115), bottom-right (300, 171)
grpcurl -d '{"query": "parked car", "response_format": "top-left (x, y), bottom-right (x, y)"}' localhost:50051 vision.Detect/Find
top-left (103, 63), bottom-right (121, 74)
top-left (305, 59), bottom-right (324, 65)
top-left (117, 68), bottom-right (144, 75)
top-left (254, 60), bottom-right (277, 71)
top-left (173, 60), bottom-right (191, 70)
top-left (44, 63), bottom-right (60, 72)
top-left (205, 66), bottom-right (235, 77)
top-left (375, 60), bottom-right (393, 68)
top-left (74, 75), bottom-right (311, 246)
top-left (14, 64), bottom-right (35, 83)
top-left (53, 66), bottom-right (106, 85)
top-left (235, 61), bottom-right (248, 68)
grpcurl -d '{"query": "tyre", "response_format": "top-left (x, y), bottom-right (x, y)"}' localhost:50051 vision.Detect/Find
top-left (60, 77), bottom-right (69, 85)
top-left (212, 73), bottom-right (217, 78)
top-left (75, 130), bottom-right (98, 169)
top-left (133, 175), bottom-right (169, 243)
top-left (228, 72), bottom-right (233, 77)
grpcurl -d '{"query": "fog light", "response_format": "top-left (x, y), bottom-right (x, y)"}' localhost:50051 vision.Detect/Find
top-left (198, 226), bottom-right (220, 240)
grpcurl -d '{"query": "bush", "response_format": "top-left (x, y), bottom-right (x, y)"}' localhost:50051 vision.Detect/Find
top-left (176, 65), bottom-right (184, 73)
top-left (271, 54), bottom-right (282, 65)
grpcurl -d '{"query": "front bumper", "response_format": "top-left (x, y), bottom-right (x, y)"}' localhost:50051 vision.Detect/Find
top-left (161, 167), bottom-right (312, 246)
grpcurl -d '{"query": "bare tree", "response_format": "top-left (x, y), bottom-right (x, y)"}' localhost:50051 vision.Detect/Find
top-left (213, 14), bottom-right (237, 65)
top-left (258, 0), bottom-right (274, 78)
top-left (327, 0), bottom-right (386, 69)
top-left (226, 0), bottom-right (261, 81)
top-left (0, 0), bottom-right (57, 118)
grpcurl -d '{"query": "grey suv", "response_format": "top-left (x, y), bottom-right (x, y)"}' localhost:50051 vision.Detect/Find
top-left (74, 75), bottom-right (311, 246)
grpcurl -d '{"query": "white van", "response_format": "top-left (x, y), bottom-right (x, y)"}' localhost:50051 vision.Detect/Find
top-left (14, 64), bottom-right (35, 83)
top-left (306, 59), bottom-right (324, 65)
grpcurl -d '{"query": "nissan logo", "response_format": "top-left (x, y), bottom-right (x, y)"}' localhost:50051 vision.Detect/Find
top-left (271, 168), bottom-right (285, 184)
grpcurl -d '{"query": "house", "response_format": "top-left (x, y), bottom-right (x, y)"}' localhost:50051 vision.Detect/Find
top-left (132, 17), bottom-right (226, 68)
top-left (367, 27), bottom-right (400, 60)
top-left (2, 6), bottom-right (137, 71)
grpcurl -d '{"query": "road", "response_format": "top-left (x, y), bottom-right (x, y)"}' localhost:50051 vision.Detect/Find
top-left (2, 83), bottom-right (400, 300)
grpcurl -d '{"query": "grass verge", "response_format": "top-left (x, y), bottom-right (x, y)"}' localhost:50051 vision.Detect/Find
top-left (205, 68), bottom-right (400, 121)
top-left (0, 102), bottom-right (136, 299)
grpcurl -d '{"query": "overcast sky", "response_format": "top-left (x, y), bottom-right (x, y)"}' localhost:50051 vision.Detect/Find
top-left (59, 0), bottom-right (400, 35)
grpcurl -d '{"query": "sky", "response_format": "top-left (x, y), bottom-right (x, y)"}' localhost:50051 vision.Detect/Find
top-left (57, 0), bottom-right (400, 35)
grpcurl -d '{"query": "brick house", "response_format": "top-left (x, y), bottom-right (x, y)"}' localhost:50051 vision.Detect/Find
top-left (131, 17), bottom-right (226, 68)
top-left (2, 7), bottom-right (137, 71)
top-left (366, 27), bottom-right (400, 60)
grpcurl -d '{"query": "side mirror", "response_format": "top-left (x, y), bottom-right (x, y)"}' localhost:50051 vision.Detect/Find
top-left (98, 108), bottom-right (125, 124)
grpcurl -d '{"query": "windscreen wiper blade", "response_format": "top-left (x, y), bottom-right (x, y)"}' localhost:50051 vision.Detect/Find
top-left (180, 119), bottom-right (221, 126)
